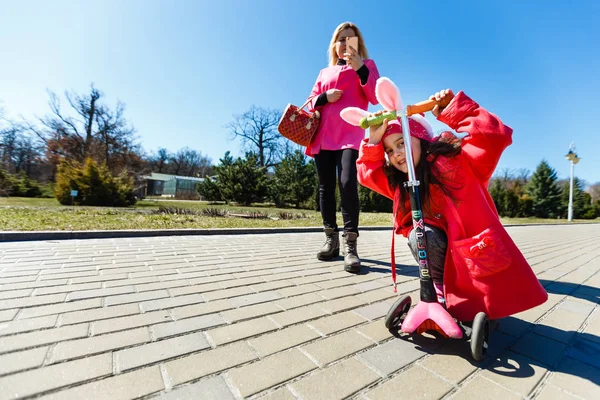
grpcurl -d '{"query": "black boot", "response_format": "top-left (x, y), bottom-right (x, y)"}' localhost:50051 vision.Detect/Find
top-left (317, 228), bottom-right (339, 261)
top-left (342, 232), bottom-right (361, 273)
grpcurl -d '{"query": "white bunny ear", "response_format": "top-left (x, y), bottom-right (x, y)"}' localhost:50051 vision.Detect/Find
top-left (340, 107), bottom-right (370, 126)
top-left (376, 77), bottom-right (403, 112)
top-left (410, 114), bottom-right (434, 137)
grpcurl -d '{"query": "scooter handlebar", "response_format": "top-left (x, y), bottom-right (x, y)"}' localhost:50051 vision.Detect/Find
top-left (359, 110), bottom-right (398, 129)
top-left (406, 96), bottom-right (452, 116)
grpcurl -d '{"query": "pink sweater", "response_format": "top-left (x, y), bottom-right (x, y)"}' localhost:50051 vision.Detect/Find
top-left (305, 59), bottom-right (380, 156)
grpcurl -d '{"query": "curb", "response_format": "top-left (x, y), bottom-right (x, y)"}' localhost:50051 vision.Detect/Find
top-left (0, 226), bottom-right (395, 243)
top-left (0, 222), bottom-right (596, 243)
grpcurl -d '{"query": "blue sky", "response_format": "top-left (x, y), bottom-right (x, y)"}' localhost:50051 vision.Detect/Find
top-left (1, 0), bottom-right (598, 185)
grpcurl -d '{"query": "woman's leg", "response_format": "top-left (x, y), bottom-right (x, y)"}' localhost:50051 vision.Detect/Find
top-left (337, 149), bottom-right (360, 234)
top-left (314, 150), bottom-right (340, 260)
top-left (337, 149), bottom-right (361, 271)
top-left (314, 150), bottom-right (338, 230)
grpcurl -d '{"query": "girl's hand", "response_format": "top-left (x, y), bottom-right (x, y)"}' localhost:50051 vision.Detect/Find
top-left (326, 89), bottom-right (343, 103)
top-left (344, 45), bottom-right (364, 71)
top-left (368, 110), bottom-right (389, 145)
top-left (430, 89), bottom-right (454, 117)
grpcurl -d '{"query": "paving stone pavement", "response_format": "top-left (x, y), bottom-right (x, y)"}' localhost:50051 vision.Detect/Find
top-left (0, 224), bottom-right (598, 400)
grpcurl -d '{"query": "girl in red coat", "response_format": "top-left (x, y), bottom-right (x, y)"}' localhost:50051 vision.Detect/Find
top-left (356, 87), bottom-right (547, 322)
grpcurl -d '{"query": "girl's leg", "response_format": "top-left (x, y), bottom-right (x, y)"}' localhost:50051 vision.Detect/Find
top-left (407, 225), bottom-right (447, 300)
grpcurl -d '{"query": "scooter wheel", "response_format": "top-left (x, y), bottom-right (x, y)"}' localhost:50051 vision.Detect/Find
top-left (385, 295), bottom-right (412, 330)
top-left (470, 311), bottom-right (490, 361)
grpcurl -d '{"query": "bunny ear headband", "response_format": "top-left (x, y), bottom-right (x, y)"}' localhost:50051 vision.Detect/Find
top-left (340, 77), bottom-right (434, 142)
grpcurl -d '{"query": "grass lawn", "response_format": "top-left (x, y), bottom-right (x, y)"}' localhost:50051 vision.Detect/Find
top-left (0, 197), bottom-right (596, 231)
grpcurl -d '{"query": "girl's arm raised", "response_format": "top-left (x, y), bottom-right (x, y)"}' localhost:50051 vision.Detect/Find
top-left (437, 91), bottom-right (513, 184)
top-left (356, 139), bottom-right (394, 200)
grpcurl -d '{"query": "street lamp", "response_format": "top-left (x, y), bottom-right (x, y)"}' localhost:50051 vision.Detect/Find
top-left (564, 143), bottom-right (581, 221)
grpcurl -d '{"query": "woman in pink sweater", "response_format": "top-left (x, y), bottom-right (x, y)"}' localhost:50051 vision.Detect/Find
top-left (306, 22), bottom-right (380, 273)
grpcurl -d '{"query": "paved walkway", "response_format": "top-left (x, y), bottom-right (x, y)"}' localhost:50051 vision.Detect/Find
top-left (0, 224), bottom-right (598, 400)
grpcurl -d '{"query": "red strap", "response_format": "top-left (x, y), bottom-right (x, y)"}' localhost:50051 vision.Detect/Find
top-left (391, 188), bottom-right (399, 293)
top-left (299, 94), bottom-right (319, 112)
top-left (391, 227), bottom-right (397, 293)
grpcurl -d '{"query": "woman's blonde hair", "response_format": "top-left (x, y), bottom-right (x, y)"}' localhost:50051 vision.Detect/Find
top-left (328, 22), bottom-right (369, 66)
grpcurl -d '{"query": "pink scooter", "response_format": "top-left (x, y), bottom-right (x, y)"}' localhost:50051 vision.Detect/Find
top-left (341, 78), bottom-right (490, 361)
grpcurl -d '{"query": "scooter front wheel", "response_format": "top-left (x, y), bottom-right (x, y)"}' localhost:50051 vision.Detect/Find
top-left (385, 295), bottom-right (412, 330)
top-left (470, 311), bottom-right (490, 361)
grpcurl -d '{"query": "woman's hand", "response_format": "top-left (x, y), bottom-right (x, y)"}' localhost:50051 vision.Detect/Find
top-left (344, 45), bottom-right (364, 71)
top-left (430, 89), bottom-right (454, 117)
top-left (368, 110), bottom-right (389, 145)
top-left (326, 89), bottom-right (343, 103)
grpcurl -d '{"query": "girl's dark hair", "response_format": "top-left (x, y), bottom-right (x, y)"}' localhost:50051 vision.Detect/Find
top-left (383, 132), bottom-right (462, 217)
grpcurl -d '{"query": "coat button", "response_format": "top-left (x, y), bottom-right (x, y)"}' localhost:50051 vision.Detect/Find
top-left (435, 213), bottom-right (443, 219)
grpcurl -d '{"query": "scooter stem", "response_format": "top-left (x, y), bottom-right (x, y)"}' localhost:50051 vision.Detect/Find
top-left (400, 113), bottom-right (418, 184)
top-left (399, 112), bottom-right (437, 303)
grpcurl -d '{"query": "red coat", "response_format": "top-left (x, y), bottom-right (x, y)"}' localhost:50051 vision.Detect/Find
top-left (357, 91), bottom-right (547, 321)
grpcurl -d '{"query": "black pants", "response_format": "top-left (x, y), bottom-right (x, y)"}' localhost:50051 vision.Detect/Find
top-left (314, 149), bottom-right (360, 234)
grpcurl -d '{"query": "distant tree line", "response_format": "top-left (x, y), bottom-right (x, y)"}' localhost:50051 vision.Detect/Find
top-left (1, 84), bottom-right (598, 217)
top-left (0, 85), bottom-right (212, 204)
top-left (489, 162), bottom-right (599, 219)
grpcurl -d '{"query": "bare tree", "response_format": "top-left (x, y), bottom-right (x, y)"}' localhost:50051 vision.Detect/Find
top-left (146, 148), bottom-right (170, 173)
top-left (194, 153), bottom-right (214, 178)
top-left (1, 110), bottom-right (46, 178)
top-left (587, 183), bottom-right (600, 203)
top-left (0, 105), bottom-right (14, 171)
top-left (144, 147), bottom-right (213, 177)
top-left (94, 100), bottom-right (139, 172)
top-left (12, 136), bottom-right (43, 176)
top-left (493, 168), bottom-right (530, 188)
top-left (495, 168), bottom-right (515, 182)
top-left (68, 86), bottom-right (101, 158)
top-left (226, 105), bottom-right (283, 168)
top-left (0, 122), bottom-right (20, 173)
top-left (514, 168), bottom-right (528, 179)
top-left (169, 147), bottom-right (212, 177)
top-left (27, 84), bottom-right (140, 176)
